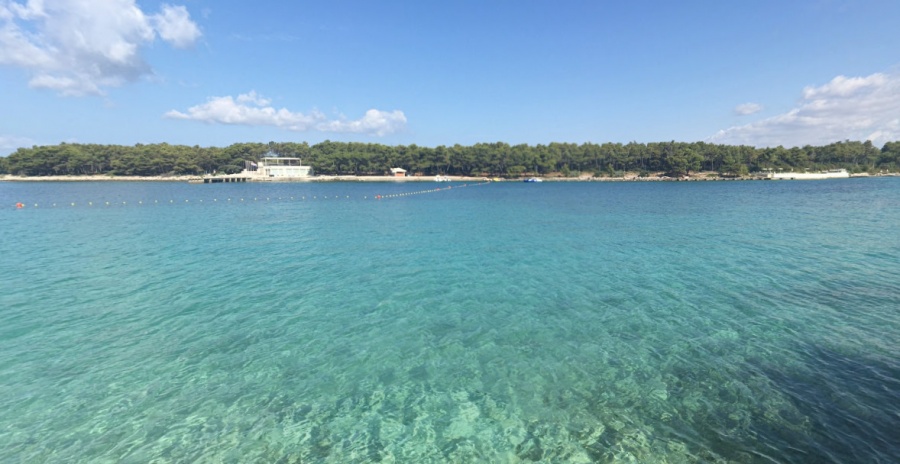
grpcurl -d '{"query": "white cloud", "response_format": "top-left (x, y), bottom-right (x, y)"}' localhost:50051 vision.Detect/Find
top-left (734, 102), bottom-right (762, 116)
top-left (710, 72), bottom-right (900, 148)
top-left (802, 74), bottom-right (887, 99)
top-left (0, 0), bottom-right (201, 96)
top-left (317, 109), bottom-right (408, 136)
top-left (165, 92), bottom-right (408, 136)
top-left (236, 90), bottom-right (271, 106)
top-left (151, 4), bottom-right (200, 48)
top-left (0, 134), bottom-right (33, 151)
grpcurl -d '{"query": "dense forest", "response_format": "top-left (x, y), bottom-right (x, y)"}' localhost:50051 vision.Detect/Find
top-left (2, 140), bottom-right (899, 178)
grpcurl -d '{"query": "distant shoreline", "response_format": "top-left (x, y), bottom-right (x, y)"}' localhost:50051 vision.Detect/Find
top-left (0, 175), bottom-right (194, 182)
top-left (0, 172), bottom-right (892, 183)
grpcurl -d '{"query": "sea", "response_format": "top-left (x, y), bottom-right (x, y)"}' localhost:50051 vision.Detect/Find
top-left (1, 178), bottom-right (898, 463)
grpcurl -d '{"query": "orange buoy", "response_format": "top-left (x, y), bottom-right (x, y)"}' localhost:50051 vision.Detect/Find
top-left (16, 202), bottom-right (24, 209)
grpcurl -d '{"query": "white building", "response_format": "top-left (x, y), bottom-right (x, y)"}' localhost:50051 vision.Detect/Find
top-left (767, 169), bottom-right (849, 180)
top-left (243, 154), bottom-right (313, 178)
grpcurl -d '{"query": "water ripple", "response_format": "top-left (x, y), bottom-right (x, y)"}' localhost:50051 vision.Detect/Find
top-left (1, 179), bottom-right (899, 462)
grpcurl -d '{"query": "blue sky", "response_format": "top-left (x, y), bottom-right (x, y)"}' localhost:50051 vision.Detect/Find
top-left (1, 0), bottom-right (899, 155)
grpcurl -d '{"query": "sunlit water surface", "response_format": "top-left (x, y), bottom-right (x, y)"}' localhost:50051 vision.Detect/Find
top-left (1, 179), bottom-right (898, 463)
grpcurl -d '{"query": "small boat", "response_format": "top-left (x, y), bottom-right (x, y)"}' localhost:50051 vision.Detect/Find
top-left (523, 177), bottom-right (543, 183)
top-left (434, 175), bottom-right (451, 182)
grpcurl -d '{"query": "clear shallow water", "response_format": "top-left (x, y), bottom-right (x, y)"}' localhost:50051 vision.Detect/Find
top-left (1, 179), bottom-right (898, 463)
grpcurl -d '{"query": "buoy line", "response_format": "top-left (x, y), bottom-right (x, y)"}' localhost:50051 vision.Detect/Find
top-left (374, 181), bottom-right (490, 199)
top-left (10, 181), bottom-right (492, 210)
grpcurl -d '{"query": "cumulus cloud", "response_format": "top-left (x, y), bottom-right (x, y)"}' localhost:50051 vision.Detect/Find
top-left (151, 4), bottom-right (200, 48)
top-left (0, 0), bottom-right (201, 96)
top-left (316, 109), bottom-right (408, 136)
top-left (710, 72), bottom-right (900, 148)
top-left (165, 91), bottom-right (408, 136)
top-left (734, 102), bottom-right (762, 116)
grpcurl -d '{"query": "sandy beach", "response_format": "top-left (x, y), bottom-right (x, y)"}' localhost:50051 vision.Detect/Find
top-left (0, 175), bottom-right (197, 182)
top-left (0, 174), bottom-right (485, 182)
top-left (0, 173), bottom-right (723, 182)
top-left (0, 172), bottom-right (888, 183)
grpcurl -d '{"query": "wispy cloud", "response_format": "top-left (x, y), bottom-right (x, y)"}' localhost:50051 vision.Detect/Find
top-left (710, 72), bottom-right (900, 148)
top-left (165, 91), bottom-right (407, 136)
top-left (734, 102), bottom-right (762, 116)
top-left (0, 0), bottom-right (201, 96)
top-left (0, 134), bottom-right (33, 152)
top-left (229, 33), bottom-right (302, 42)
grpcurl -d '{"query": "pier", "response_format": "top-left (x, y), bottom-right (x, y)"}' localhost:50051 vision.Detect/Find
top-left (190, 176), bottom-right (250, 184)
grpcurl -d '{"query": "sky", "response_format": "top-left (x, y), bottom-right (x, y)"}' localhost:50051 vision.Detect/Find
top-left (1, 0), bottom-right (899, 155)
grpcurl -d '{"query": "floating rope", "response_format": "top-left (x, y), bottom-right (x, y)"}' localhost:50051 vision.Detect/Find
top-left (375, 181), bottom-right (490, 199)
top-left (10, 181), bottom-right (492, 209)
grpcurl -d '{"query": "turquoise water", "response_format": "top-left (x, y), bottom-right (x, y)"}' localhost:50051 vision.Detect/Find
top-left (1, 179), bottom-right (898, 463)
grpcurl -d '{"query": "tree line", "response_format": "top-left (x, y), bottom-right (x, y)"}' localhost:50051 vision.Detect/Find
top-left (2, 140), bottom-right (899, 177)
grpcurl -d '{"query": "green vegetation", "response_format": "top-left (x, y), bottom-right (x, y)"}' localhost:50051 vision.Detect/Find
top-left (1, 140), bottom-right (898, 177)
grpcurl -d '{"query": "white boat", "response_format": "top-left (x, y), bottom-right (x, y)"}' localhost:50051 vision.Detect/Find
top-left (434, 175), bottom-right (451, 182)
top-left (523, 177), bottom-right (543, 183)
top-left (767, 169), bottom-right (849, 180)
